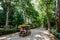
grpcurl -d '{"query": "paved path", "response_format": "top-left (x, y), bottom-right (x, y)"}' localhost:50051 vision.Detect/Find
top-left (0, 28), bottom-right (52, 40)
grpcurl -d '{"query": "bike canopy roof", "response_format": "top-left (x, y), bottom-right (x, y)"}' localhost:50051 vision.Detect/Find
top-left (18, 25), bottom-right (30, 28)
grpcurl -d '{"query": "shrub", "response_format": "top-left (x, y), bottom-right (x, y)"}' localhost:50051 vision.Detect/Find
top-left (0, 29), bottom-right (19, 35)
top-left (50, 29), bottom-right (60, 40)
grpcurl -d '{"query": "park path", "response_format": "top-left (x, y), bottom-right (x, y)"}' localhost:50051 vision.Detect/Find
top-left (0, 28), bottom-right (57, 40)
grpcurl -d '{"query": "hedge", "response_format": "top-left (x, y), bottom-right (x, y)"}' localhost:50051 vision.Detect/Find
top-left (0, 29), bottom-right (19, 35)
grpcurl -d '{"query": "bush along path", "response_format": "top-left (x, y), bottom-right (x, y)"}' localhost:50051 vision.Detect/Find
top-left (0, 28), bottom-right (58, 40)
top-left (0, 29), bottom-right (19, 36)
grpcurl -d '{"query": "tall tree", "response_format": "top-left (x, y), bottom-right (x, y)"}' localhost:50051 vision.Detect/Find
top-left (1, 0), bottom-right (16, 28)
top-left (45, 0), bottom-right (51, 31)
top-left (38, 0), bottom-right (55, 30)
top-left (2, 0), bottom-right (10, 28)
top-left (55, 0), bottom-right (60, 32)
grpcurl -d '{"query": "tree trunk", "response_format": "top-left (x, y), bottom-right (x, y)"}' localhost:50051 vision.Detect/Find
top-left (46, 1), bottom-right (51, 31)
top-left (55, 0), bottom-right (60, 32)
top-left (23, 0), bottom-right (27, 24)
top-left (5, 7), bottom-right (9, 28)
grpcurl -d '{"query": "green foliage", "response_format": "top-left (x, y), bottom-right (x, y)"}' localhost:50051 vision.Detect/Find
top-left (0, 0), bottom-right (56, 29)
top-left (0, 29), bottom-right (19, 35)
top-left (50, 29), bottom-right (60, 39)
top-left (0, 12), bottom-right (6, 26)
top-left (38, 0), bottom-right (56, 27)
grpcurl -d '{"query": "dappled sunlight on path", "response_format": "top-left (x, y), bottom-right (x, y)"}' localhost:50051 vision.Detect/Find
top-left (0, 28), bottom-right (57, 40)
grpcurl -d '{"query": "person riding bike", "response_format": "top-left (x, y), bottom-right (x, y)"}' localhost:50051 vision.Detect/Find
top-left (24, 27), bottom-right (27, 32)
